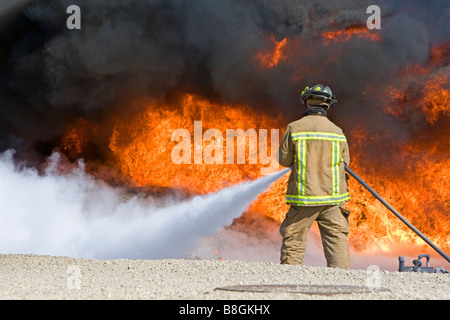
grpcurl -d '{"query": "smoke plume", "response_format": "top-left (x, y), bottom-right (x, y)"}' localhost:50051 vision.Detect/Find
top-left (1, 0), bottom-right (448, 158)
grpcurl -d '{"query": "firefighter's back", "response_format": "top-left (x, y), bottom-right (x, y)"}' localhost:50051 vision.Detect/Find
top-left (285, 115), bottom-right (350, 206)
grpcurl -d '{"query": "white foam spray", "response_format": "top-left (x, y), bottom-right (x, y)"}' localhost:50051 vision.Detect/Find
top-left (0, 149), bottom-right (289, 260)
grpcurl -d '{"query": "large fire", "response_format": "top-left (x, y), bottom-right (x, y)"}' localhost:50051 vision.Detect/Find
top-left (59, 29), bottom-right (449, 259)
top-left (345, 126), bottom-right (450, 254)
top-left (108, 94), bottom-right (289, 221)
top-left (97, 88), bottom-right (449, 256)
top-left (347, 42), bottom-right (450, 254)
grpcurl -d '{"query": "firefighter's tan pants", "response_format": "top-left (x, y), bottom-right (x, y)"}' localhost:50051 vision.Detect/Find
top-left (280, 204), bottom-right (351, 269)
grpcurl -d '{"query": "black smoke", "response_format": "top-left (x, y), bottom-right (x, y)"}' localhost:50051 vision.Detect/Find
top-left (0, 0), bottom-right (448, 163)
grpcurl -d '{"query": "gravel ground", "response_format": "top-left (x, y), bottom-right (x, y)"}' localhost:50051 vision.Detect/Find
top-left (0, 254), bottom-right (448, 300)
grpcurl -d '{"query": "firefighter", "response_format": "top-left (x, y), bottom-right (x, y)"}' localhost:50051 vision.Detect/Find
top-left (277, 84), bottom-right (351, 269)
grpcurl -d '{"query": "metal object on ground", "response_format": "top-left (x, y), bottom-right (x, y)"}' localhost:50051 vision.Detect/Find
top-left (344, 165), bottom-right (450, 265)
top-left (399, 254), bottom-right (448, 273)
top-left (215, 284), bottom-right (390, 295)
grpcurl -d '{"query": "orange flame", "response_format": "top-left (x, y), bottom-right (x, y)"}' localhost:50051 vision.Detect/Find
top-left (257, 34), bottom-right (288, 68)
top-left (397, 42), bottom-right (450, 77)
top-left (322, 25), bottom-right (382, 44)
top-left (109, 94), bottom-right (285, 199)
top-left (386, 72), bottom-right (449, 125)
top-left (346, 126), bottom-right (450, 254)
top-left (422, 73), bottom-right (450, 124)
top-left (355, 47), bottom-right (450, 254)
top-left (430, 42), bottom-right (450, 67)
top-left (60, 118), bottom-right (97, 161)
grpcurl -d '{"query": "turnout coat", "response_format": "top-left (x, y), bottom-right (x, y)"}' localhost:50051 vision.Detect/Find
top-left (278, 115), bottom-right (350, 206)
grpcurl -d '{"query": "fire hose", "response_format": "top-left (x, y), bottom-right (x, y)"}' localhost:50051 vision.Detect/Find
top-left (344, 164), bottom-right (450, 265)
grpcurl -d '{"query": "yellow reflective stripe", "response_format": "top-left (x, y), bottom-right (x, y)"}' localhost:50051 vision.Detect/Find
top-left (332, 141), bottom-right (336, 195)
top-left (301, 140), bottom-right (306, 195)
top-left (286, 192), bottom-right (350, 205)
top-left (332, 140), bottom-right (340, 195)
top-left (297, 143), bottom-right (301, 195)
top-left (291, 132), bottom-right (346, 142)
top-left (297, 140), bottom-right (306, 196)
top-left (286, 193), bottom-right (350, 200)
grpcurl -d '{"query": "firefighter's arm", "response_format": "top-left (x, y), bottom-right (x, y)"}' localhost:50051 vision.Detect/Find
top-left (277, 125), bottom-right (295, 167)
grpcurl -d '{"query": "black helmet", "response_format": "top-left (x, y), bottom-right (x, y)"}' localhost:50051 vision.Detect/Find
top-left (301, 84), bottom-right (337, 108)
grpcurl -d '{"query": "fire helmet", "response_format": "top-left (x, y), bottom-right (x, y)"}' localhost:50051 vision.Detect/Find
top-left (301, 84), bottom-right (337, 108)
